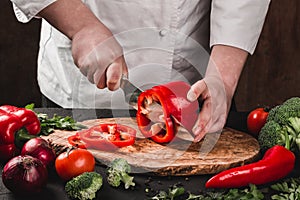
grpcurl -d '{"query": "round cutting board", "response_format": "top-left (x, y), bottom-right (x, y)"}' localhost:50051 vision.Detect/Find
top-left (42, 117), bottom-right (261, 176)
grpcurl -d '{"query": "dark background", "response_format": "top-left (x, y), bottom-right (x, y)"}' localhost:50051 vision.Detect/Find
top-left (0, 1), bottom-right (299, 110)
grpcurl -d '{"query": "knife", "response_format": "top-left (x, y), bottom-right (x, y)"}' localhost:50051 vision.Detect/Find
top-left (120, 75), bottom-right (193, 138)
top-left (120, 75), bottom-right (143, 108)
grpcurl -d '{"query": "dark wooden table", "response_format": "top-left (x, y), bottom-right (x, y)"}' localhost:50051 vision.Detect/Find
top-left (0, 108), bottom-right (298, 200)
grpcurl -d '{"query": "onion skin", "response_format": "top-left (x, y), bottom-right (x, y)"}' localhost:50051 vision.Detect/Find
top-left (2, 155), bottom-right (48, 194)
top-left (21, 137), bottom-right (56, 167)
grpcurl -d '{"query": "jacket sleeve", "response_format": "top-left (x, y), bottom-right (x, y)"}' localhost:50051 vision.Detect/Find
top-left (210, 0), bottom-right (271, 54)
top-left (10, 0), bottom-right (56, 23)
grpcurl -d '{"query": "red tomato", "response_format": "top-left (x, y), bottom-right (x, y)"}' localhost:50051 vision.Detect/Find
top-left (67, 133), bottom-right (86, 149)
top-left (247, 107), bottom-right (269, 136)
top-left (55, 148), bottom-right (95, 181)
top-left (78, 123), bottom-right (136, 151)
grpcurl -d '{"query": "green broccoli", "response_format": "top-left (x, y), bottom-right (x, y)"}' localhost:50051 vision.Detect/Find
top-left (65, 172), bottom-right (103, 200)
top-left (258, 97), bottom-right (300, 153)
top-left (106, 158), bottom-right (135, 189)
top-left (267, 97), bottom-right (300, 125)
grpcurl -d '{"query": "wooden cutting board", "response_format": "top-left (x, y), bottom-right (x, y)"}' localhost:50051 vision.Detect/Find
top-left (41, 117), bottom-right (260, 176)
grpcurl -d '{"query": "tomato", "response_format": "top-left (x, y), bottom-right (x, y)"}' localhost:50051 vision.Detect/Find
top-left (67, 133), bottom-right (86, 149)
top-left (247, 107), bottom-right (269, 136)
top-left (55, 148), bottom-right (95, 181)
top-left (78, 123), bottom-right (136, 151)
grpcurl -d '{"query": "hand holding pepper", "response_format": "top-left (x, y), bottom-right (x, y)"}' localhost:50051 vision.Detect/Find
top-left (136, 81), bottom-right (199, 143)
top-left (187, 45), bottom-right (248, 142)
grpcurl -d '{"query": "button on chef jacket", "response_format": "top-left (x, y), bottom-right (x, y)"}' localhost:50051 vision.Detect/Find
top-left (10, 0), bottom-right (270, 109)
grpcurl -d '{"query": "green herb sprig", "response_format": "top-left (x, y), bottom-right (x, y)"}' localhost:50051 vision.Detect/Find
top-left (25, 103), bottom-right (86, 135)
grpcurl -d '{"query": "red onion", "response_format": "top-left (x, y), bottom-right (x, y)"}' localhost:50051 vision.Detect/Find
top-left (21, 137), bottom-right (56, 167)
top-left (2, 155), bottom-right (48, 194)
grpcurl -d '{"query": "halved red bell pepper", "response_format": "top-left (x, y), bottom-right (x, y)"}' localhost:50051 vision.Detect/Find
top-left (205, 145), bottom-right (296, 188)
top-left (0, 105), bottom-right (41, 161)
top-left (136, 81), bottom-right (199, 143)
top-left (76, 123), bottom-right (136, 151)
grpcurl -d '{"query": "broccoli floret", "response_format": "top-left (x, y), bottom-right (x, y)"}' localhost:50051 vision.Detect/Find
top-left (107, 158), bottom-right (135, 189)
top-left (258, 97), bottom-right (300, 153)
top-left (270, 97), bottom-right (300, 125)
top-left (258, 121), bottom-right (288, 152)
top-left (65, 172), bottom-right (103, 200)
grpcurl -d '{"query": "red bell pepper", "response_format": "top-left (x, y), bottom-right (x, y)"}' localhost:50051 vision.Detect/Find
top-left (205, 145), bottom-right (296, 188)
top-left (77, 123), bottom-right (136, 151)
top-left (67, 133), bottom-right (87, 149)
top-left (0, 105), bottom-right (41, 161)
top-left (0, 105), bottom-right (40, 134)
top-left (136, 81), bottom-right (199, 143)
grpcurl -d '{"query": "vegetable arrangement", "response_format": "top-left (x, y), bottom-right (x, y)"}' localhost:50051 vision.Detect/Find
top-left (258, 97), bottom-right (300, 154)
top-left (205, 145), bottom-right (295, 188)
top-left (136, 81), bottom-right (199, 143)
top-left (0, 104), bottom-right (98, 197)
top-left (205, 97), bottom-right (299, 190)
top-left (0, 104), bottom-right (137, 199)
top-left (0, 94), bottom-right (299, 199)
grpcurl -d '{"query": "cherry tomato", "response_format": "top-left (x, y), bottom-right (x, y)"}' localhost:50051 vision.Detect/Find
top-left (67, 133), bottom-right (86, 149)
top-left (55, 148), bottom-right (95, 181)
top-left (247, 107), bottom-right (269, 136)
top-left (78, 123), bottom-right (136, 151)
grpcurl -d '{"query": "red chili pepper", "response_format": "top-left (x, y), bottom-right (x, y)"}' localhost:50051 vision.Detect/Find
top-left (136, 81), bottom-right (199, 143)
top-left (205, 145), bottom-right (296, 188)
top-left (0, 105), bottom-right (41, 161)
top-left (77, 123), bottom-right (136, 151)
top-left (67, 133), bottom-right (87, 149)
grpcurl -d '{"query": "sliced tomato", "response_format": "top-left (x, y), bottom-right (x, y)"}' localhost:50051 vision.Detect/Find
top-left (77, 123), bottom-right (136, 151)
top-left (67, 133), bottom-right (86, 149)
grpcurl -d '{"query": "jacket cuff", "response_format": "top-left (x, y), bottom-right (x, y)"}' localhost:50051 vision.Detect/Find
top-left (10, 0), bottom-right (56, 23)
top-left (210, 0), bottom-right (270, 54)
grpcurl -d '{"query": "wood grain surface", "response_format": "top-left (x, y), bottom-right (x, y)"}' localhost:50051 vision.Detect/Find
top-left (41, 117), bottom-right (261, 176)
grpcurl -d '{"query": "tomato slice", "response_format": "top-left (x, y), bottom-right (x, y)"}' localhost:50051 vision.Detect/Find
top-left (77, 123), bottom-right (136, 151)
top-left (67, 133), bottom-right (86, 149)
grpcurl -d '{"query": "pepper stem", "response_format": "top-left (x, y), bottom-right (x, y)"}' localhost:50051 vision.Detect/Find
top-left (14, 128), bottom-right (37, 149)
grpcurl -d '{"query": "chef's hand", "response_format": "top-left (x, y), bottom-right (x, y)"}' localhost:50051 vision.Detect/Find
top-left (38, 0), bottom-right (128, 91)
top-left (72, 24), bottom-right (128, 90)
top-left (187, 45), bottom-right (248, 142)
top-left (187, 76), bottom-right (229, 142)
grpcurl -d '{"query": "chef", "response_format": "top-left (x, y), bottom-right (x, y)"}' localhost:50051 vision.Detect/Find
top-left (10, 0), bottom-right (270, 141)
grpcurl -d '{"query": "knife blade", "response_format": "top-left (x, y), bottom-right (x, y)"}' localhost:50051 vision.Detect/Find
top-left (120, 75), bottom-right (143, 108)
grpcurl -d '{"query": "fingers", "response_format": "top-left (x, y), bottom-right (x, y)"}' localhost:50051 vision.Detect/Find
top-left (186, 80), bottom-right (210, 141)
top-left (187, 80), bottom-right (207, 102)
top-left (193, 98), bottom-right (212, 142)
top-left (73, 28), bottom-right (127, 90)
top-left (190, 78), bottom-right (228, 142)
top-left (93, 56), bottom-right (128, 90)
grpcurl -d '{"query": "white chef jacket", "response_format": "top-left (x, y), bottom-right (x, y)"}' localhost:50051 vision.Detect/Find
top-left (10, 0), bottom-right (270, 109)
